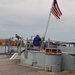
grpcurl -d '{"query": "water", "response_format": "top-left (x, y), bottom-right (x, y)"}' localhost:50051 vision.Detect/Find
top-left (0, 46), bottom-right (6, 53)
top-left (0, 46), bottom-right (18, 54)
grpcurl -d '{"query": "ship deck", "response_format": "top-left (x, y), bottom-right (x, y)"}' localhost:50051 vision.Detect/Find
top-left (0, 55), bottom-right (75, 75)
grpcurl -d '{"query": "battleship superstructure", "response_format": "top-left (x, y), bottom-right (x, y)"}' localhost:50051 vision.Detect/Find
top-left (2, 35), bottom-right (75, 72)
top-left (18, 38), bottom-right (75, 72)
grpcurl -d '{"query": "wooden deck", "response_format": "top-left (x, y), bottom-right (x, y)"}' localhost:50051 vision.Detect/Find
top-left (0, 55), bottom-right (75, 75)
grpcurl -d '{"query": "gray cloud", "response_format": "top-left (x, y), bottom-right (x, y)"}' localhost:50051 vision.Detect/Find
top-left (0, 0), bottom-right (75, 42)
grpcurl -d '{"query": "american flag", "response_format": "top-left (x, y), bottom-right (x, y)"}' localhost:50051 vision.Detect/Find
top-left (51, 0), bottom-right (62, 19)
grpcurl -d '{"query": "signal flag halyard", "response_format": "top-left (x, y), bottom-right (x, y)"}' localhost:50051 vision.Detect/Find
top-left (51, 0), bottom-right (62, 19)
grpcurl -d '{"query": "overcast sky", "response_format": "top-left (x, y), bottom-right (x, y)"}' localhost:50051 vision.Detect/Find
top-left (0, 0), bottom-right (75, 42)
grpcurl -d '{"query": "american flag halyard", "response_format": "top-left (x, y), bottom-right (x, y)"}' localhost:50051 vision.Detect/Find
top-left (51, 0), bottom-right (62, 19)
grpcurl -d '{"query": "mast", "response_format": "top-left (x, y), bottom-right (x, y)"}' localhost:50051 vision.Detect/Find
top-left (44, 0), bottom-right (54, 39)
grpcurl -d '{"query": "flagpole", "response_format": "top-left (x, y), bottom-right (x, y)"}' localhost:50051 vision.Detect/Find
top-left (44, 0), bottom-right (54, 39)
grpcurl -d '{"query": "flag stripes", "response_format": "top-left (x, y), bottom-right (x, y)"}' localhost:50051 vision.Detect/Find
top-left (51, 0), bottom-right (62, 19)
